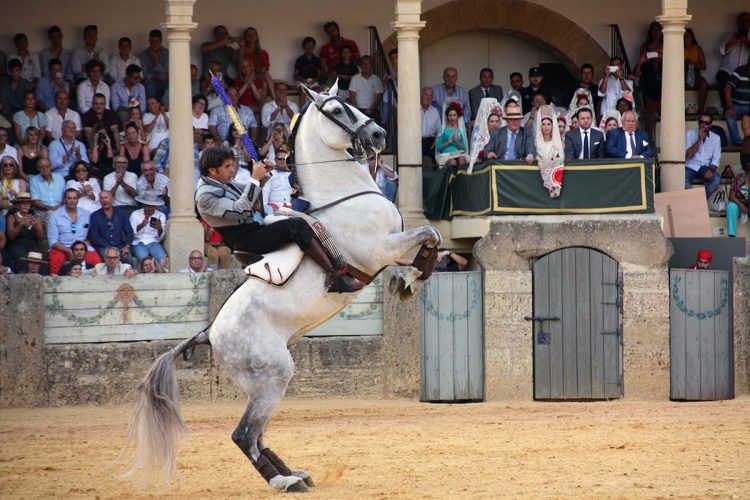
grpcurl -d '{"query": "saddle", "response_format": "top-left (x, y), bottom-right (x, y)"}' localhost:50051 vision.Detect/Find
top-left (237, 244), bottom-right (305, 286)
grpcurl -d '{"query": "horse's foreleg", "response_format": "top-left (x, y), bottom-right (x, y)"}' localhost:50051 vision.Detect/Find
top-left (258, 441), bottom-right (316, 487)
top-left (383, 225), bottom-right (442, 260)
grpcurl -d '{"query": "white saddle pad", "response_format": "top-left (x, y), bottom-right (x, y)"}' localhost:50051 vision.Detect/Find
top-left (244, 243), bottom-right (305, 286)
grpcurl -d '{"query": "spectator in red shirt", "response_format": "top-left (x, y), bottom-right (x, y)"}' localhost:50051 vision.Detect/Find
top-left (319, 21), bottom-right (360, 82)
top-left (235, 58), bottom-right (266, 115)
top-left (201, 217), bottom-right (231, 269)
top-left (236, 27), bottom-right (274, 101)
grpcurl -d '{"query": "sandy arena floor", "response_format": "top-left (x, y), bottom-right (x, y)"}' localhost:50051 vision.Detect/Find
top-left (1, 398), bottom-right (749, 499)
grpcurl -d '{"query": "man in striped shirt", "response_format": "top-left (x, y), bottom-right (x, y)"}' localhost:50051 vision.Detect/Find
top-left (725, 55), bottom-right (750, 146)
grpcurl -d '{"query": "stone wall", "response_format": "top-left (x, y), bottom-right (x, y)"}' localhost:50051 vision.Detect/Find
top-left (734, 258), bottom-right (750, 396)
top-left (475, 215), bottom-right (673, 400)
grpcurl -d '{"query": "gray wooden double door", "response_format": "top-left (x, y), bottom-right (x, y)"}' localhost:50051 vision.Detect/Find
top-left (532, 248), bottom-right (623, 400)
top-left (670, 270), bottom-right (734, 401)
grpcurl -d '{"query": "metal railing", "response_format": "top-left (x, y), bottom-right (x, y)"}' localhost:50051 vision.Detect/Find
top-left (609, 24), bottom-right (633, 78)
top-left (368, 25), bottom-right (397, 155)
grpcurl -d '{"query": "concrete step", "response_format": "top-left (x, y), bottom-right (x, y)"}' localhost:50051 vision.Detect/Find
top-left (685, 88), bottom-right (722, 113)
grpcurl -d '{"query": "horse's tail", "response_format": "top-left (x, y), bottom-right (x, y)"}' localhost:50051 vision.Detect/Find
top-left (124, 330), bottom-right (210, 482)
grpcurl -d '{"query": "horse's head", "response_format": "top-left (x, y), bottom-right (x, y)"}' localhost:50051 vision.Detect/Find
top-left (300, 81), bottom-right (386, 159)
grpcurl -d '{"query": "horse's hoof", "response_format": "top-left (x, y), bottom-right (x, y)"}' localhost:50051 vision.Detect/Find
top-left (389, 275), bottom-right (406, 295)
top-left (285, 478), bottom-right (309, 493)
top-left (292, 470), bottom-right (315, 487)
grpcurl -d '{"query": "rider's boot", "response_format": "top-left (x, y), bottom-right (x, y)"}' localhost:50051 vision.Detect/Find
top-left (305, 238), bottom-right (364, 293)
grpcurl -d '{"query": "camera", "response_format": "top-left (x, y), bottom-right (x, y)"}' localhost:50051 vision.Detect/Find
top-left (149, 217), bottom-right (158, 227)
top-left (607, 65), bottom-right (619, 73)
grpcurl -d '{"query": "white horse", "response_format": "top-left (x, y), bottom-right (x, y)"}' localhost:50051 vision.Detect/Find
top-left (127, 82), bottom-right (441, 492)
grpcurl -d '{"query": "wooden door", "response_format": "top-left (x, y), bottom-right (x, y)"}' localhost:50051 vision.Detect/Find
top-left (532, 248), bottom-right (623, 400)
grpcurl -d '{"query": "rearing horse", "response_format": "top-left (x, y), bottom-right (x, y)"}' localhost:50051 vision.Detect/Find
top-left (127, 82), bottom-right (441, 492)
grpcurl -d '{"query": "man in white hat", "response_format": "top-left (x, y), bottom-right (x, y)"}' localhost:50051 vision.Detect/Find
top-left (129, 191), bottom-right (167, 268)
top-left (21, 251), bottom-right (47, 275)
top-left (482, 101), bottom-right (536, 162)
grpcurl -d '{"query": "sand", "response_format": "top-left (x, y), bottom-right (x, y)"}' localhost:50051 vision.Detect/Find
top-left (1, 398), bottom-right (749, 499)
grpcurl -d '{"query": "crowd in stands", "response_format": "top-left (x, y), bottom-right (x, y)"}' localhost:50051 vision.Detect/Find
top-left (1, 14), bottom-right (749, 277)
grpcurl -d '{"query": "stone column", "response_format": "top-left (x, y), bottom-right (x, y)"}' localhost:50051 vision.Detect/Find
top-left (656, 0), bottom-right (692, 192)
top-left (392, 0), bottom-right (428, 228)
top-left (163, 0), bottom-right (203, 270)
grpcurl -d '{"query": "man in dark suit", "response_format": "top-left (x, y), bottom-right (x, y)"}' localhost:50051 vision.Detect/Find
top-left (605, 110), bottom-right (654, 159)
top-left (565, 107), bottom-right (604, 160)
top-left (468, 67), bottom-right (504, 121)
top-left (482, 102), bottom-right (535, 162)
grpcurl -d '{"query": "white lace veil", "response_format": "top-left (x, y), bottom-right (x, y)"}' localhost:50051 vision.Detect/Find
top-left (599, 109), bottom-right (622, 130)
top-left (534, 104), bottom-right (564, 162)
top-left (567, 87), bottom-right (594, 121)
top-left (436, 98), bottom-right (469, 166)
top-left (468, 97), bottom-right (502, 172)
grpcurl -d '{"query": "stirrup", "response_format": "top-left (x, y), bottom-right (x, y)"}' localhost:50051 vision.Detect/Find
top-left (327, 273), bottom-right (364, 293)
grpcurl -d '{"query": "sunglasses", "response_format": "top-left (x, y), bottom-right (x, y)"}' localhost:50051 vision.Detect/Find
top-left (698, 120), bottom-right (712, 125)
top-left (275, 157), bottom-right (287, 161)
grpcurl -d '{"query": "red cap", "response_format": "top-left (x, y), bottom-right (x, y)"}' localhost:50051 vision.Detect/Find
top-left (697, 249), bottom-right (713, 262)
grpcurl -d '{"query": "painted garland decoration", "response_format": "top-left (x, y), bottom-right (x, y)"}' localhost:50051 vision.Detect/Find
top-left (671, 275), bottom-right (729, 320)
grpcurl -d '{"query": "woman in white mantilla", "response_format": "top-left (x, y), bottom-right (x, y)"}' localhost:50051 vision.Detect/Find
top-left (534, 104), bottom-right (565, 198)
top-left (468, 97), bottom-right (502, 172)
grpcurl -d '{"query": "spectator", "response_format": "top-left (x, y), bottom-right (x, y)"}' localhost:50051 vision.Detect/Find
top-left (139, 30), bottom-right (169, 100)
top-left (109, 37), bottom-right (141, 83)
top-left (137, 161), bottom-right (170, 214)
top-left (29, 158), bottom-right (64, 223)
top-left (88, 124), bottom-right (115, 176)
top-left (5, 192), bottom-right (44, 273)
top-left (684, 113), bottom-right (722, 198)
top-left (236, 27), bottom-right (273, 100)
top-left (469, 68), bottom-right (504, 122)
top-left (509, 71), bottom-right (524, 93)
top-left (0, 59), bottom-right (34, 121)
top-left (192, 94), bottom-right (210, 144)
top-left (557, 114), bottom-right (567, 138)
top-left (49, 120), bottom-right (89, 176)
top-left (535, 105), bottom-right (565, 197)
top-left (65, 160), bottom-right (101, 213)
top-left (130, 192), bottom-right (167, 268)
top-left (334, 45), bottom-right (358, 99)
top-left (432, 67), bottom-right (470, 126)
top-left (126, 105), bottom-right (148, 143)
top-left (20, 251), bottom-right (46, 275)
top-left (521, 67), bottom-right (554, 114)
top-left (119, 122), bottom-right (149, 176)
top-left (190, 64), bottom-right (201, 96)
top-left (684, 28), bottom-right (709, 114)
top-left (566, 88), bottom-right (594, 123)
top-left (606, 110), bottom-right (653, 159)
top-left (39, 26), bottom-right (73, 82)
top-left (201, 25), bottom-right (238, 82)
top-left (0, 127), bottom-right (18, 163)
top-left (434, 249), bottom-right (468, 272)
top-left (180, 249), bottom-right (212, 273)
top-left (8, 33), bottom-right (41, 84)
top-left (59, 240), bottom-right (96, 275)
top-left (35, 58), bottom-right (69, 111)
top-left (89, 190), bottom-right (134, 261)
top-left (67, 261), bottom-right (84, 277)
top-left (262, 146), bottom-right (292, 209)
top-left (616, 96), bottom-right (635, 115)
top-left (257, 124), bottom-right (289, 163)
top-left (81, 90), bottom-right (121, 155)
top-left (235, 59), bottom-right (265, 116)
top-left (365, 155), bottom-right (397, 202)
top-left (47, 188), bottom-right (100, 276)
top-left (727, 161), bottom-right (750, 237)
top-left (152, 136), bottom-right (201, 177)
top-left (689, 249), bottom-right (712, 270)
top-left (565, 107), bottom-right (604, 160)
top-left (320, 21), bottom-right (360, 81)
top-left (725, 54), bottom-right (750, 146)
top-left (436, 101), bottom-right (468, 166)
top-left (71, 25), bottom-right (110, 82)
top-left (566, 64), bottom-right (600, 116)
top-left (632, 50), bottom-right (663, 113)
top-left (294, 37), bottom-right (323, 88)
top-left (717, 12), bottom-right (750, 112)
top-left (638, 22), bottom-right (663, 60)
top-left (522, 92), bottom-right (548, 129)
top-left (601, 110), bottom-right (622, 134)
top-left (482, 101), bottom-right (535, 162)
top-left (13, 91), bottom-right (47, 144)
top-left (261, 82), bottom-right (299, 135)
top-left (598, 56), bottom-right (634, 118)
top-left (143, 96), bottom-right (170, 153)
top-left (103, 156), bottom-right (138, 216)
top-left (420, 87), bottom-right (441, 169)
top-left (1, 157), bottom-right (27, 210)
top-left (469, 99), bottom-right (503, 169)
top-left (44, 90), bottom-right (82, 141)
top-left (201, 217), bottom-right (231, 269)
top-left (381, 48), bottom-right (398, 126)
top-left (139, 255), bottom-right (161, 274)
top-left (742, 116), bottom-right (750, 168)
top-left (18, 127), bottom-right (48, 178)
top-left (91, 246), bottom-right (136, 277)
top-left (209, 86), bottom-right (256, 142)
top-left (224, 124), bottom-right (252, 172)
top-left (111, 64), bottom-right (147, 121)
top-left (77, 60), bottom-right (110, 114)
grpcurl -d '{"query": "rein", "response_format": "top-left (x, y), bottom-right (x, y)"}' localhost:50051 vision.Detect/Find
top-left (306, 190), bottom-right (386, 215)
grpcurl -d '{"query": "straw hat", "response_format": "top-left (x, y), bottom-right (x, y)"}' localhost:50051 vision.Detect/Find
top-left (21, 251), bottom-right (47, 264)
top-left (135, 192), bottom-right (165, 207)
top-left (11, 192), bottom-right (35, 204)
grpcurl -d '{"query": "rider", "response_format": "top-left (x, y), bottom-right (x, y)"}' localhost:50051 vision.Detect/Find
top-left (195, 145), bottom-right (364, 292)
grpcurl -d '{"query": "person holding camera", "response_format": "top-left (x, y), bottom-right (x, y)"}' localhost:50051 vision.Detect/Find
top-left (129, 191), bottom-right (167, 269)
top-left (597, 56), bottom-right (634, 117)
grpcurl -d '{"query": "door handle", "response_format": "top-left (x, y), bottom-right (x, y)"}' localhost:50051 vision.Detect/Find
top-left (524, 316), bottom-right (560, 322)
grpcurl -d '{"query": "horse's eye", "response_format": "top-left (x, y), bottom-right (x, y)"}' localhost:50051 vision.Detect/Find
top-left (332, 107), bottom-right (343, 116)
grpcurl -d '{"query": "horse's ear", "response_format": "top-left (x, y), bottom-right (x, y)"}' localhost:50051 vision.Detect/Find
top-left (300, 84), bottom-right (321, 105)
top-left (328, 79), bottom-right (339, 97)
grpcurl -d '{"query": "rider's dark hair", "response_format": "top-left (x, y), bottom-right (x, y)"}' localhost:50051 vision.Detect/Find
top-left (200, 145), bottom-right (235, 176)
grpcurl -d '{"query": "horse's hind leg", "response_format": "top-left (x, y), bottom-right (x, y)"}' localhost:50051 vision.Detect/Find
top-left (228, 352), bottom-right (307, 492)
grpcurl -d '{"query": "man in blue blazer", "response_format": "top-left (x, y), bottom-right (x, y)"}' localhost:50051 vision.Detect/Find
top-left (605, 110), bottom-right (654, 159)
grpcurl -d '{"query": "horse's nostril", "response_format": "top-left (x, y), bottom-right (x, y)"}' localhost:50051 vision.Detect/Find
top-left (373, 132), bottom-right (383, 140)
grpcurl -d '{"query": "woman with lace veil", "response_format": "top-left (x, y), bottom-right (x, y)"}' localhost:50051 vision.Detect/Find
top-left (468, 97), bottom-right (502, 172)
top-left (535, 104), bottom-right (565, 198)
top-left (600, 109), bottom-right (622, 133)
top-left (567, 87), bottom-right (594, 122)
top-left (436, 100), bottom-right (469, 167)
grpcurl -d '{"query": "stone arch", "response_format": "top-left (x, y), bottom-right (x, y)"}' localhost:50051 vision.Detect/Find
top-left (383, 0), bottom-right (610, 76)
